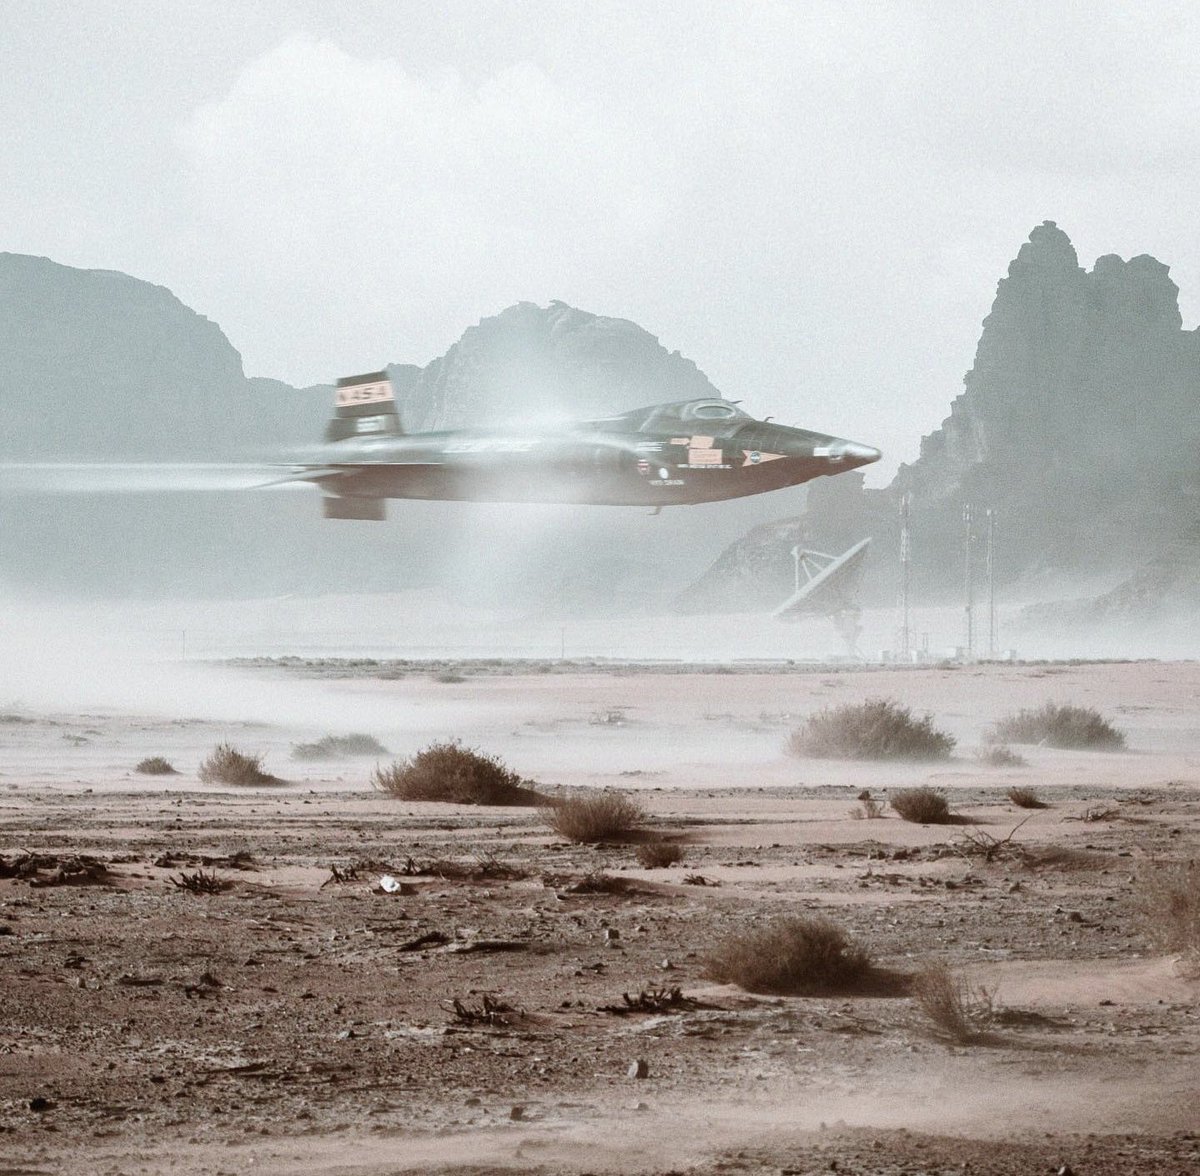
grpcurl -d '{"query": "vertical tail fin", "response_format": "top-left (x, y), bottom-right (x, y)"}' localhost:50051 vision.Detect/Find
top-left (324, 370), bottom-right (403, 442)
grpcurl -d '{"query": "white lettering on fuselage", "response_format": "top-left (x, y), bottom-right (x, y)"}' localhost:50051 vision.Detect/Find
top-left (355, 415), bottom-right (392, 434)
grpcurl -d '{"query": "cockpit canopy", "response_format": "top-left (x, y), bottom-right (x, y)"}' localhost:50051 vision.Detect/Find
top-left (591, 398), bottom-right (755, 435)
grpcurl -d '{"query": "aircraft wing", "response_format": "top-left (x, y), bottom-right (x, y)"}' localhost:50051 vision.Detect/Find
top-left (256, 460), bottom-right (446, 489)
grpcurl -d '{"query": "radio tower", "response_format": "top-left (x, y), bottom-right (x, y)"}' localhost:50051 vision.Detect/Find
top-left (899, 493), bottom-right (911, 659)
top-left (986, 509), bottom-right (997, 659)
top-left (963, 504), bottom-right (974, 660)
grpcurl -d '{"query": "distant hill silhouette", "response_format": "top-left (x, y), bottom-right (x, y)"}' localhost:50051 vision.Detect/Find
top-left (405, 300), bottom-right (721, 431)
top-left (0, 253), bottom-right (327, 459)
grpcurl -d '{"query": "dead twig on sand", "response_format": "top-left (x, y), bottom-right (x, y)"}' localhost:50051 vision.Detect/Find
top-left (953, 814), bottom-right (1034, 863)
top-left (447, 994), bottom-right (516, 1027)
top-left (599, 986), bottom-right (697, 1015)
top-left (171, 869), bottom-right (230, 895)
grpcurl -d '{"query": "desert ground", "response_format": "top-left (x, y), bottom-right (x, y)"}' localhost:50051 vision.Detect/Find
top-left (1, 657), bottom-right (1198, 1174)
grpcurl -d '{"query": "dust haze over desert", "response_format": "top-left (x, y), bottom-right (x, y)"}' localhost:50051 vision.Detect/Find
top-left (3, 4), bottom-right (1200, 1174)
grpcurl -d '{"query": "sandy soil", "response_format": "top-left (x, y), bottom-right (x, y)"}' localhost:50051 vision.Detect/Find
top-left (1, 659), bottom-right (1198, 1174)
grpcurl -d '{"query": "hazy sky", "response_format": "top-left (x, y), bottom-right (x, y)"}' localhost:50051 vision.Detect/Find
top-left (4, 1), bottom-right (1199, 481)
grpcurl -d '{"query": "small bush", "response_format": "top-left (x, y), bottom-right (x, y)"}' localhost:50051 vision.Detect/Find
top-left (1140, 860), bottom-right (1199, 965)
top-left (372, 741), bottom-right (539, 805)
top-left (978, 745), bottom-right (1027, 767)
top-left (850, 790), bottom-right (884, 819)
top-left (989, 703), bottom-right (1126, 750)
top-left (545, 792), bottom-right (644, 843)
top-left (197, 743), bottom-right (278, 786)
top-left (704, 916), bottom-right (875, 995)
top-left (788, 698), bottom-right (955, 760)
top-left (135, 756), bottom-right (178, 776)
top-left (171, 868), bottom-right (230, 895)
top-left (562, 871), bottom-right (633, 894)
top-left (1006, 785), bottom-right (1046, 809)
top-left (292, 733), bottom-right (388, 761)
top-left (636, 839), bottom-right (684, 868)
top-left (910, 964), bottom-right (994, 1042)
top-left (890, 786), bottom-right (952, 824)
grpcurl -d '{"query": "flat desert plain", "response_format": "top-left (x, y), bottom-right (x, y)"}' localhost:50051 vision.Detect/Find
top-left (1, 658), bottom-right (1198, 1174)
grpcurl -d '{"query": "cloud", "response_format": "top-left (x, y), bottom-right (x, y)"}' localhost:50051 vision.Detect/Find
top-left (175, 35), bottom-right (671, 376)
top-left (891, 4), bottom-right (1200, 177)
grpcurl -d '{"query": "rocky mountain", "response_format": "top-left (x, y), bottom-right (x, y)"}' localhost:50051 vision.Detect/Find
top-left (404, 301), bottom-right (721, 430)
top-left (892, 221), bottom-right (1200, 595)
top-left (0, 253), bottom-right (328, 459)
top-left (1021, 519), bottom-right (1200, 629)
top-left (682, 222), bottom-right (1200, 615)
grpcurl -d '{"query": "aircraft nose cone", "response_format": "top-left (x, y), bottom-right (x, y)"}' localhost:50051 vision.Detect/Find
top-left (840, 441), bottom-right (881, 465)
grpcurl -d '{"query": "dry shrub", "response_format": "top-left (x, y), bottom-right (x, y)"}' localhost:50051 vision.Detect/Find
top-left (989, 702), bottom-right (1126, 750)
top-left (789, 698), bottom-right (954, 761)
top-left (636, 839), bottom-right (684, 868)
top-left (562, 871), bottom-right (633, 894)
top-left (850, 792), bottom-right (884, 819)
top-left (890, 786), bottom-right (952, 824)
top-left (1140, 860), bottom-right (1199, 965)
top-left (545, 791), bottom-right (644, 843)
top-left (197, 743), bottom-right (279, 786)
top-left (372, 741), bottom-right (540, 805)
top-left (135, 756), bottom-right (178, 776)
top-left (979, 745), bottom-right (1028, 767)
top-left (292, 733), bottom-right (388, 761)
top-left (1006, 785), bottom-right (1047, 809)
top-left (704, 915), bottom-right (874, 995)
top-left (911, 964), bottom-right (994, 1042)
top-left (408, 853), bottom-right (527, 881)
top-left (171, 869), bottom-right (230, 895)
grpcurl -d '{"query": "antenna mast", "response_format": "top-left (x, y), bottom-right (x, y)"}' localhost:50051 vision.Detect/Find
top-left (899, 493), bottom-right (911, 659)
top-left (986, 508), bottom-right (996, 659)
top-left (963, 503), bottom-right (974, 660)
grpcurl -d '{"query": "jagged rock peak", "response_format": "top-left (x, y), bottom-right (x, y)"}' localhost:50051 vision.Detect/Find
top-left (1090, 252), bottom-right (1182, 332)
top-left (1012, 219), bottom-right (1080, 272)
top-left (890, 221), bottom-right (1200, 591)
top-left (406, 300), bottom-right (721, 430)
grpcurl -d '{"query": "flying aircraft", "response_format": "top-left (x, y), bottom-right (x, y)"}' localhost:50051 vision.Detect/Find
top-left (280, 371), bottom-right (880, 519)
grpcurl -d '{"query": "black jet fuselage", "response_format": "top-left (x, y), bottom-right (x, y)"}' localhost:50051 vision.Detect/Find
top-left (298, 373), bottom-right (880, 518)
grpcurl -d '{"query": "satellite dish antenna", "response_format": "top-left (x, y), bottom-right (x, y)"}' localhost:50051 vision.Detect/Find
top-left (774, 538), bottom-right (872, 650)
